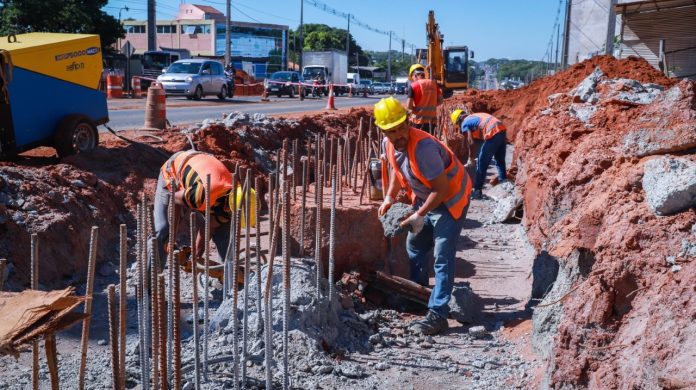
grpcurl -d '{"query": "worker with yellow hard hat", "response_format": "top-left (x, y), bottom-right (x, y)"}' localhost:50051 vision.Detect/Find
top-left (451, 109), bottom-right (508, 199)
top-left (154, 150), bottom-right (256, 269)
top-left (406, 64), bottom-right (443, 135)
top-left (375, 96), bottom-right (472, 335)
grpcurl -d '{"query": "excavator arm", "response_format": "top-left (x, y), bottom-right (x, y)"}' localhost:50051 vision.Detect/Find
top-left (426, 10), bottom-right (444, 84)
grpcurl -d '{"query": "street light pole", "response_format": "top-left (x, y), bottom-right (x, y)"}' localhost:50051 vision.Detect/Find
top-left (117, 6), bottom-right (129, 50)
top-left (299, 0), bottom-right (304, 71)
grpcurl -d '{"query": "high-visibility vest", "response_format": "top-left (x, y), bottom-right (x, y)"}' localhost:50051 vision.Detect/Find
top-left (385, 127), bottom-right (472, 219)
top-left (410, 79), bottom-right (438, 125)
top-left (160, 150), bottom-right (232, 212)
top-left (466, 113), bottom-right (507, 140)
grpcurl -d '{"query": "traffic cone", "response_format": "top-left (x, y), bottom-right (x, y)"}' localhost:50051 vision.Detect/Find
top-left (325, 83), bottom-right (336, 110)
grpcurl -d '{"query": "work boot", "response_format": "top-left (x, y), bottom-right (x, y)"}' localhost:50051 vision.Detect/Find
top-left (409, 310), bottom-right (449, 335)
top-left (471, 189), bottom-right (483, 200)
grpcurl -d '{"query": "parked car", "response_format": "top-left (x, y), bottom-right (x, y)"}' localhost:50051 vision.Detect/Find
top-left (359, 79), bottom-right (375, 95)
top-left (373, 82), bottom-right (389, 94)
top-left (265, 71), bottom-right (303, 98)
top-left (157, 58), bottom-right (228, 100)
top-left (396, 82), bottom-right (407, 94)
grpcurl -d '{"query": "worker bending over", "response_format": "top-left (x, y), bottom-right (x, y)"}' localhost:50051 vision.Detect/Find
top-left (407, 64), bottom-right (443, 135)
top-left (376, 97), bottom-right (472, 335)
top-left (451, 111), bottom-right (508, 200)
top-left (154, 150), bottom-right (254, 269)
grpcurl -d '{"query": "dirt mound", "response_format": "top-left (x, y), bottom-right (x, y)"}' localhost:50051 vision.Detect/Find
top-left (453, 55), bottom-right (695, 388)
top-left (0, 109), bottom-right (373, 289)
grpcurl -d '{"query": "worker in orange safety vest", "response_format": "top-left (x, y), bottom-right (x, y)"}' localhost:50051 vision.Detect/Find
top-left (407, 64), bottom-right (443, 135)
top-left (376, 96), bottom-right (472, 335)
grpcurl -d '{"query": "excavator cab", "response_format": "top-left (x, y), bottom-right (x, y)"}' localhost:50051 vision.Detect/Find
top-left (443, 46), bottom-right (471, 88)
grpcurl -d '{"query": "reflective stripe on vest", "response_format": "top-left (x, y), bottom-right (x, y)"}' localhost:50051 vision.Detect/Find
top-left (470, 113), bottom-right (506, 140)
top-left (385, 127), bottom-right (472, 219)
top-left (410, 79), bottom-right (438, 124)
top-left (160, 150), bottom-right (232, 212)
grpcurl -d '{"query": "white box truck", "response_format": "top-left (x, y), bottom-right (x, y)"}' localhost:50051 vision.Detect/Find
top-left (302, 51), bottom-right (348, 96)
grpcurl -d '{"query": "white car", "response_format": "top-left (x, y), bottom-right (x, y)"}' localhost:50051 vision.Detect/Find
top-left (157, 59), bottom-right (229, 100)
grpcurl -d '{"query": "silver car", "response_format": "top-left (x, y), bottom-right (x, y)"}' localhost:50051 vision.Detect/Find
top-left (157, 59), bottom-right (228, 100)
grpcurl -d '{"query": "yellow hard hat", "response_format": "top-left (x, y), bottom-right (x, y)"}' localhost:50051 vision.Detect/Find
top-left (228, 185), bottom-right (257, 228)
top-left (450, 109), bottom-right (465, 125)
top-left (374, 96), bottom-right (407, 131)
top-left (409, 64), bottom-right (425, 77)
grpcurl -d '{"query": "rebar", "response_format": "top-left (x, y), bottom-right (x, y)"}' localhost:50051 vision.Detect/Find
top-left (292, 138), bottom-right (298, 202)
top-left (190, 212), bottom-right (201, 390)
top-left (315, 169), bottom-right (323, 298)
top-left (136, 205), bottom-right (147, 389)
top-left (45, 334), bottom-right (59, 390)
top-left (141, 196), bottom-right (151, 390)
top-left (78, 226), bottom-right (98, 390)
top-left (108, 285), bottom-right (120, 390)
top-left (337, 144), bottom-right (343, 206)
top-left (203, 174), bottom-right (211, 381)
top-left (231, 205), bottom-right (242, 390)
top-left (299, 159), bottom-right (307, 258)
top-left (282, 190), bottom-right (291, 390)
top-left (254, 176), bottom-right (263, 334)
top-left (224, 167), bottom-right (238, 298)
top-left (172, 248), bottom-right (182, 390)
top-left (268, 173), bottom-right (274, 251)
top-left (167, 182), bottom-right (176, 386)
top-left (119, 224), bottom-right (127, 390)
top-left (31, 233), bottom-right (39, 390)
top-left (353, 118), bottom-right (363, 192)
top-left (329, 169), bottom-right (337, 303)
top-left (150, 239), bottom-right (160, 390)
top-left (242, 172), bottom-right (251, 384)
top-left (0, 258), bottom-right (6, 291)
top-left (158, 274), bottom-right (168, 390)
top-left (314, 134), bottom-right (320, 199)
top-left (263, 203), bottom-right (282, 390)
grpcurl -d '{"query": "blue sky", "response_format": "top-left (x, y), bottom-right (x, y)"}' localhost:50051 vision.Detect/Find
top-left (103, 0), bottom-right (563, 61)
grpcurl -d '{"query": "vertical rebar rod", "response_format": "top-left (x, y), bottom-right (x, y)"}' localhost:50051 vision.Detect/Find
top-left (141, 197), bottom-right (151, 390)
top-left (190, 212), bottom-right (201, 390)
top-left (172, 248), bottom-right (182, 390)
top-left (78, 226), bottom-right (99, 390)
top-left (268, 174), bottom-right (275, 252)
top-left (337, 144), bottom-right (343, 206)
top-left (31, 234), bottom-right (39, 390)
top-left (225, 167), bottom-right (238, 298)
top-left (45, 335), bottom-right (59, 390)
top-left (299, 159), bottom-right (307, 258)
top-left (254, 176), bottom-right (263, 334)
top-left (0, 258), bottom-right (6, 291)
top-left (353, 118), bottom-right (363, 192)
top-left (242, 172), bottom-right (251, 385)
top-left (344, 128), bottom-right (351, 189)
top-left (108, 285), bottom-right (120, 390)
top-left (292, 138), bottom-right (298, 202)
top-left (158, 274), bottom-right (168, 390)
top-left (203, 174), bottom-right (211, 381)
top-left (150, 238), bottom-right (160, 390)
top-left (282, 191), bottom-right (291, 390)
top-left (118, 225), bottom-right (127, 390)
top-left (231, 206), bottom-right (241, 390)
top-left (315, 169), bottom-right (323, 298)
top-left (314, 134), bottom-right (320, 198)
top-left (136, 205), bottom-right (147, 389)
top-left (329, 169), bottom-right (337, 303)
top-left (263, 203), bottom-right (282, 390)
top-left (166, 183), bottom-right (176, 386)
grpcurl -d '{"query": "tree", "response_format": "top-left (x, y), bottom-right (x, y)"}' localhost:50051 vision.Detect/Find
top-left (0, 0), bottom-right (124, 49)
top-left (289, 24), bottom-right (367, 67)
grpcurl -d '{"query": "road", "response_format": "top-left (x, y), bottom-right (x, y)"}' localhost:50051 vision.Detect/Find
top-left (105, 94), bottom-right (406, 131)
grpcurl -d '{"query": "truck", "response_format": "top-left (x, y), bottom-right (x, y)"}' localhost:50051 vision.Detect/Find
top-left (141, 48), bottom-right (191, 88)
top-left (302, 51), bottom-right (348, 96)
top-left (347, 72), bottom-right (364, 94)
top-left (425, 10), bottom-right (474, 98)
top-left (0, 33), bottom-right (108, 158)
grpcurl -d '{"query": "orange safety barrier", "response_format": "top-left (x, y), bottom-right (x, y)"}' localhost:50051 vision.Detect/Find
top-left (143, 83), bottom-right (167, 130)
top-left (106, 74), bottom-right (123, 98)
top-left (131, 76), bottom-right (142, 98)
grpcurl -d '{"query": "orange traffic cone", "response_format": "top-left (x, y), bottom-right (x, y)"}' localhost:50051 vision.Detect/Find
top-left (326, 83), bottom-right (336, 110)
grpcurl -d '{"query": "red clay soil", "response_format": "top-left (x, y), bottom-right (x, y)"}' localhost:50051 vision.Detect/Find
top-left (442, 56), bottom-right (695, 388)
top-left (0, 109), bottom-right (374, 289)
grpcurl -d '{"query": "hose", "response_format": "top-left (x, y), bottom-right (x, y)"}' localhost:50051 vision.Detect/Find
top-left (102, 123), bottom-right (170, 159)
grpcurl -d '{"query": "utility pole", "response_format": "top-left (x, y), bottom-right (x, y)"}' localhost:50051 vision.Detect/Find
top-left (299, 0), bottom-right (304, 71)
top-left (555, 22), bottom-right (560, 71)
top-left (225, 0), bottom-right (231, 66)
top-left (401, 39), bottom-right (405, 61)
top-left (147, 0), bottom-right (156, 51)
top-left (387, 31), bottom-right (392, 82)
top-left (345, 14), bottom-right (350, 63)
top-left (605, 0), bottom-right (618, 55)
top-left (561, 0), bottom-right (572, 68)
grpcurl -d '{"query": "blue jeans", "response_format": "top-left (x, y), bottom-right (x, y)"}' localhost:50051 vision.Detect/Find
top-left (406, 203), bottom-right (468, 318)
top-left (474, 131), bottom-right (507, 190)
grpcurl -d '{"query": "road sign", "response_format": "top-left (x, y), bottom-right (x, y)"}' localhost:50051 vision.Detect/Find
top-left (121, 41), bottom-right (135, 58)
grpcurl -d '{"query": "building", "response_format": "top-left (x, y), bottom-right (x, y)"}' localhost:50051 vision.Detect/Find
top-left (564, 0), bottom-right (696, 78)
top-left (122, 4), bottom-right (288, 78)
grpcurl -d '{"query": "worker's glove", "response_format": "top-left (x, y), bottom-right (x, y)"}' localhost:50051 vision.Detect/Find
top-left (378, 195), bottom-right (395, 217)
top-left (400, 212), bottom-right (425, 234)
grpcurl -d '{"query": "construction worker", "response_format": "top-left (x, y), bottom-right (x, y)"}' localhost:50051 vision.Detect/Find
top-left (376, 97), bottom-right (472, 335)
top-left (154, 150), bottom-right (254, 269)
top-left (451, 110), bottom-right (508, 200)
top-left (407, 64), bottom-right (443, 135)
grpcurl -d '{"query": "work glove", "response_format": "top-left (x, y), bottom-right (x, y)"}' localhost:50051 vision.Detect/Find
top-left (378, 195), bottom-right (395, 216)
top-left (400, 212), bottom-right (425, 234)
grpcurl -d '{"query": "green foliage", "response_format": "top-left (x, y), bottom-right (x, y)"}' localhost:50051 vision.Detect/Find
top-left (485, 58), bottom-right (547, 82)
top-left (0, 0), bottom-right (124, 48)
top-left (289, 24), bottom-right (366, 66)
top-left (365, 50), bottom-right (413, 78)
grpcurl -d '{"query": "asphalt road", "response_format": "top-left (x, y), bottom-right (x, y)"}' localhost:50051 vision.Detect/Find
top-left (104, 94), bottom-right (406, 131)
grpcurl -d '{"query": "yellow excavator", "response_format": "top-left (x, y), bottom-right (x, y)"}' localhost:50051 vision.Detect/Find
top-left (424, 10), bottom-right (473, 98)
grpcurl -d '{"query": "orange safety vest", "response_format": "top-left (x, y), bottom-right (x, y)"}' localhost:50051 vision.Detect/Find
top-left (410, 79), bottom-right (438, 125)
top-left (467, 113), bottom-right (507, 141)
top-left (384, 127), bottom-right (472, 219)
top-left (160, 150), bottom-right (232, 212)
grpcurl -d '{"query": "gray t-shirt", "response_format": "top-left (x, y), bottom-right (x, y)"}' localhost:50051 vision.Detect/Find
top-left (383, 136), bottom-right (451, 202)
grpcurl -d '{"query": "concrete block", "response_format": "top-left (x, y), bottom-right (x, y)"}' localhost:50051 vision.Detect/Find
top-left (643, 156), bottom-right (696, 215)
top-left (572, 67), bottom-right (604, 103)
top-left (622, 124), bottom-right (696, 158)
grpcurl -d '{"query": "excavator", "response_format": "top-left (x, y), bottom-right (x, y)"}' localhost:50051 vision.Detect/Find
top-left (423, 10), bottom-right (473, 98)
